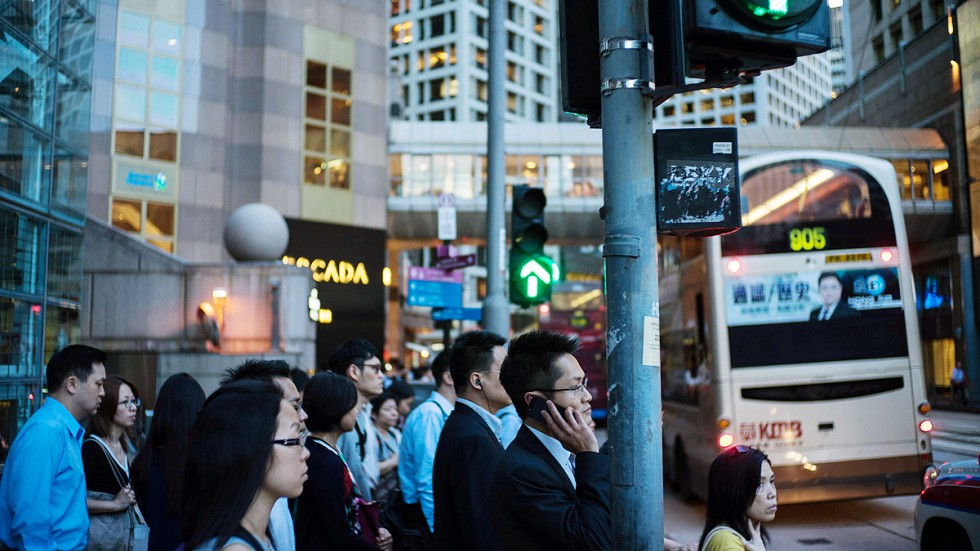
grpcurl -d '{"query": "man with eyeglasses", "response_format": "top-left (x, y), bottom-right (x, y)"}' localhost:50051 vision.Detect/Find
top-left (489, 330), bottom-right (609, 551)
top-left (0, 345), bottom-right (107, 551)
top-left (325, 339), bottom-right (386, 500)
top-left (432, 330), bottom-right (511, 551)
top-left (222, 359), bottom-right (308, 551)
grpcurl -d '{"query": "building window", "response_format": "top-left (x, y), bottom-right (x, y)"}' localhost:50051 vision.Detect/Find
top-left (534, 15), bottom-right (545, 35)
top-left (872, 35), bottom-right (885, 62)
top-left (909, 6), bottom-right (923, 34)
top-left (391, 21), bottom-right (415, 45)
top-left (871, 0), bottom-right (882, 21)
top-left (889, 21), bottom-right (903, 48)
top-left (112, 11), bottom-right (181, 163)
top-left (431, 14), bottom-right (445, 37)
top-left (475, 48), bottom-right (487, 69)
top-left (303, 60), bottom-right (352, 189)
top-left (111, 197), bottom-right (175, 252)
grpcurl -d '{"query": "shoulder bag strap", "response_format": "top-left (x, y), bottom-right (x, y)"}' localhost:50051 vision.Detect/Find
top-left (87, 436), bottom-right (130, 490)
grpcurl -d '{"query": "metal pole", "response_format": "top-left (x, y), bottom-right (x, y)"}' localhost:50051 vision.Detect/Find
top-left (482, 0), bottom-right (509, 337)
top-left (598, 0), bottom-right (662, 548)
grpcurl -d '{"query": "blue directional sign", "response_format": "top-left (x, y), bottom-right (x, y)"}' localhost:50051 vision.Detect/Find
top-left (432, 307), bottom-right (483, 321)
top-left (407, 280), bottom-right (462, 308)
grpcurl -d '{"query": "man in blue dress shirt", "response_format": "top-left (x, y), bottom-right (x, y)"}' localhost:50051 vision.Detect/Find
top-left (0, 344), bottom-right (107, 551)
top-left (398, 350), bottom-right (455, 533)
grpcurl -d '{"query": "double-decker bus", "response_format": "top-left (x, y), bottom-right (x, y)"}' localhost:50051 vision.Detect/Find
top-left (660, 151), bottom-right (933, 504)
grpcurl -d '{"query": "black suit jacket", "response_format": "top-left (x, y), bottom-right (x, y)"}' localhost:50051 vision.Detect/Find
top-left (809, 301), bottom-right (859, 320)
top-left (489, 425), bottom-right (611, 551)
top-left (432, 401), bottom-right (504, 551)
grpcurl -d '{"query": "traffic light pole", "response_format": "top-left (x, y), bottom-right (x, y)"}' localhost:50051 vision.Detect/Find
top-left (598, 0), bottom-right (663, 548)
top-left (482, 0), bottom-right (510, 338)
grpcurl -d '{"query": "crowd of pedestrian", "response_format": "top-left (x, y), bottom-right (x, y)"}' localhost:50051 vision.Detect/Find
top-left (0, 331), bottom-right (777, 550)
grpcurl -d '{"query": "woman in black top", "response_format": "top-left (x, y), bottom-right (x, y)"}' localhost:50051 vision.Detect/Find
top-left (296, 372), bottom-right (392, 550)
top-left (82, 375), bottom-right (141, 550)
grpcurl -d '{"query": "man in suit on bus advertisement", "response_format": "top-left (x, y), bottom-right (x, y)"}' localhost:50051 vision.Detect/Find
top-left (809, 272), bottom-right (859, 321)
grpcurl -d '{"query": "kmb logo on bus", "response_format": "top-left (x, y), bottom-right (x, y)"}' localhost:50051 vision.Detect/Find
top-left (739, 421), bottom-right (803, 441)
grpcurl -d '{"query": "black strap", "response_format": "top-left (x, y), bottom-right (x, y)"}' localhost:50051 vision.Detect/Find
top-left (353, 420), bottom-right (367, 460)
top-left (428, 397), bottom-right (450, 420)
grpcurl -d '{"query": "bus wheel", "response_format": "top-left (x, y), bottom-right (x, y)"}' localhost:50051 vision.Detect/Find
top-left (674, 442), bottom-right (694, 501)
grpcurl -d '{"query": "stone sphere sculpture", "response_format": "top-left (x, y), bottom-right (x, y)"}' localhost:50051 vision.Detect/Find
top-left (223, 203), bottom-right (290, 261)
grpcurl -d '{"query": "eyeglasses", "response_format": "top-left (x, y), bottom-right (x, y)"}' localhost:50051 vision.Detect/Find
top-left (119, 399), bottom-right (141, 409)
top-left (531, 377), bottom-right (589, 397)
top-left (272, 431), bottom-right (308, 448)
top-left (361, 362), bottom-right (383, 374)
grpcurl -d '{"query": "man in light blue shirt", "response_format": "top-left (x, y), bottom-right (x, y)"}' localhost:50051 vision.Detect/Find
top-left (495, 403), bottom-right (521, 448)
top-left (0, 345), bottom-right (107, 551)
top-left (327, 339), bottom-right (385, 500)
top-left (399, 350), bottom-right (454, 532)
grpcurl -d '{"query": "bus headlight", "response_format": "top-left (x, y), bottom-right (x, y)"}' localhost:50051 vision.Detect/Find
top-left (718, 433), bottom-right (735, 448)
top-left (918, 419), bottom-right (934, 433)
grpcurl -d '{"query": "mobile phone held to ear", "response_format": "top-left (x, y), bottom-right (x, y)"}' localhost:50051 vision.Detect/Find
top-left (527, 396), bottom-right (549, 424)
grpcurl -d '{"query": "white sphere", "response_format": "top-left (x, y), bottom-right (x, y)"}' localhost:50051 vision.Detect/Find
top-left (223, 203), bottom-right (290, 261)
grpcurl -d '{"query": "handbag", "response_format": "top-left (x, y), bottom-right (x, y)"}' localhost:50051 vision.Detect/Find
top-left (86, 436), bottom-right (151, 551)
top-left (355, 497), bottom-right (383, 546)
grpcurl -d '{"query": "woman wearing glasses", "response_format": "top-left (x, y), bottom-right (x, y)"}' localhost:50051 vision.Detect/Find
top-left (698, 446), bottom-right (777, 551)
top-left (295, 372), bottom-right (393, 550)
top-left (82, 375), bottom-right (142, 550)
top-left (181, 379), bottom-right (309, 550)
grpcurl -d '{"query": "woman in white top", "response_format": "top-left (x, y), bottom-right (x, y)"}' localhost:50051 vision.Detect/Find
top-left (82, 375), bottom-right (141, 550)
top-left (698, 446), bottom-right (777, 551)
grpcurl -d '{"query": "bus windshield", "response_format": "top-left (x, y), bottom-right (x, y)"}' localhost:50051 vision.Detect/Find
top-left (720, 159), bottom-right (908, 368)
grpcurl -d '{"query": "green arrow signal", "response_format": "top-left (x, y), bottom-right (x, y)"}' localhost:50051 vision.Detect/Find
top-left (520, 259), bottom-right (552, 297)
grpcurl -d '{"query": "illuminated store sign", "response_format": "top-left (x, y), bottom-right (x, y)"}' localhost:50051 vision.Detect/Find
top-left (283, 256), bottom-right (369, 285)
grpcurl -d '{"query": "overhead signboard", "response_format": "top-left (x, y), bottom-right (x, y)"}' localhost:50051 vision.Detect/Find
top-left (432, 307), bottom-right (483, 321)
top-left (408, 266), bottom-right (462, 308)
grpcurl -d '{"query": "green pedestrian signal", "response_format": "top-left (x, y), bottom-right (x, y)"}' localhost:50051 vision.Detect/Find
top-left (510, 185), bottom-right (556, 306)
top-left (509, 251), bottom-right (559, 306)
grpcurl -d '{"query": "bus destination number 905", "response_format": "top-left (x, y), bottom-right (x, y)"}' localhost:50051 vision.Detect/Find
top-left (789, 227), bottom-right (827, 251)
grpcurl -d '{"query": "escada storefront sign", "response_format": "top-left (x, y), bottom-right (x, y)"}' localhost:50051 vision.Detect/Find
top-left (283, 256), bottom-right (369, 285)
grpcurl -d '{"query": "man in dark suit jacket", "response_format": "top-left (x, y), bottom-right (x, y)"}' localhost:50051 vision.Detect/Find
top-left (432, 330), bottom-right (511, 551)
top-left (490, 330), bottom-right (611, 551)
top-left (809, 272), bottom-right (860, 321)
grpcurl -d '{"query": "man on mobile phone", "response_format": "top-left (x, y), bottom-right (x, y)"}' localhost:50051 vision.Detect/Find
top-left (489, 330), bottom-right (608, 551)
top-left (432, 330), bottom-right (511, 551)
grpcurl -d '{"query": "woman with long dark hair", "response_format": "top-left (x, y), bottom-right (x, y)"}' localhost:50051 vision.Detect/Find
top-left (181, 379), bottom-right (309, 549)
top-left (82, 375), bottom-right (142, 550)
top-left (130, 373), bottom-right (205, 551)
top-left (296, 372), bottom-right (392, 550)
top-left (698, 446), bottom-right (777, 551)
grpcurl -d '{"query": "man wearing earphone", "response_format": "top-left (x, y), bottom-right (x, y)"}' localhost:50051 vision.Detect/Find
top-left (431, 331), bottom-right (512, 551)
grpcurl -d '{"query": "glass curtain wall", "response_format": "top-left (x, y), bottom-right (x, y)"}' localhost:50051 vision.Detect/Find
top-left (0, 0), bottom-right (95, 465)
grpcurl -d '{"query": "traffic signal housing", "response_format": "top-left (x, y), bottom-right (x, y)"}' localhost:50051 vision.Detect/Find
top-left (683, 0), bottom-right (831, 80)
top-left (510, 185), bottom-right (558, 306)
top-left (558, 0), bottom-right (830, 122)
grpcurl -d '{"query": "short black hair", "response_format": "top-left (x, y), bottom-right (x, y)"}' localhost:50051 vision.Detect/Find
top-left (46, 344), bottom-right (107, 393)
top-left (449, 330), bottom-right (506, 392)
top-left (303, 372), bottom-right (358, 433)
top-left (387, 379), bottom-right (414, 401)
top-left (500, 330), bottom-right (579, 418)
top-left (325, 339), bottom-right (380, 377)
top-left (290, 368), bottom-right (311, 393)
top-left (221, 359), bottom-right (290, 385)
top-left (430, 350), bottom-right (451, 388)
top-left (817, 271), bottom-right (843, 286)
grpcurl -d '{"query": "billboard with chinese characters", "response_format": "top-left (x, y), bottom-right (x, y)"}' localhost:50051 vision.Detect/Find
top-left (725, 268), bottom-right (903, 326)
top-left (724, 268), bottom-right (908, 367)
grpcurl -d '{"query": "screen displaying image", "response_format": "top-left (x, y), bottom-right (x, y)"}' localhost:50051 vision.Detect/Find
top-left (724, 268), bottom-right (908, 367)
